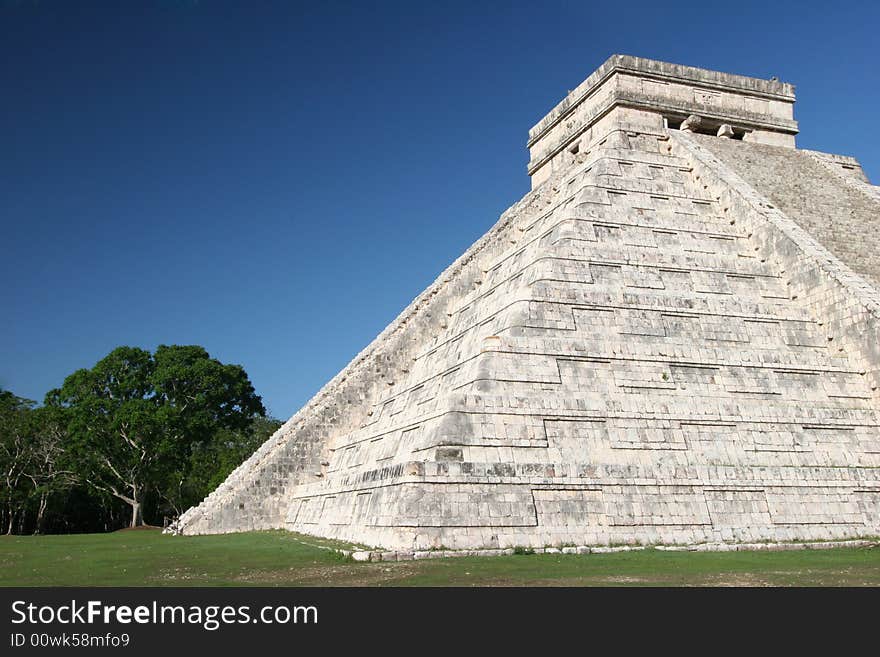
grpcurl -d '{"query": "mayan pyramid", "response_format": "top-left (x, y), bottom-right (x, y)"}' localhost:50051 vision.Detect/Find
top-left (174, 55), bottom-right (880, 551)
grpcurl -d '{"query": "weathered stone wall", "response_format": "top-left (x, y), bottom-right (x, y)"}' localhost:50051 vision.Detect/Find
top-left (177, 58), bottom-right (880, 551)
top-left (279, 114), bottom-right (880, 550)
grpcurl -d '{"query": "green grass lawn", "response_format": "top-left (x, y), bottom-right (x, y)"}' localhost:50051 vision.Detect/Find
top-left (1, 529), bottom-right (878, 586)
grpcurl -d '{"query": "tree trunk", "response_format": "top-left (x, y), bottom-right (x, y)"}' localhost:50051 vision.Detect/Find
top-left (33, 492), bottom-right (48, 535)
top-left (130, 499), bottom-right (143, 528)
top-left (6, 509), bottom-right (15, 535)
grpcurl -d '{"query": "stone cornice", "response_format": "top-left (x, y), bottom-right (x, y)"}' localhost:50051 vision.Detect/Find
top-left (526, 89), bottom-right (799, 176)
top-left (528, 54), bottom-right (796, 148)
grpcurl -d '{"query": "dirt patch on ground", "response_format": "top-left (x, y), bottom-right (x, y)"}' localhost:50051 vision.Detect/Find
top-left (595, 576), bottom-right (652, 585)
top-left (152, 568), bottom-right (202, 583)
top-left (228, 562), bottom-right (421, 587)
top-left (697, 573), bottom-right (774, 587)
top-left (115, 525), bottom-right (162, 532)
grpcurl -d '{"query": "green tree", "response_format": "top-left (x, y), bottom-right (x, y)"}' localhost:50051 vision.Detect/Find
top-left (51, 345), bottom-right (265, 527)
top-left (0, 389), bottom-right (37, 534)
top-left (23, 403), bottom-right (76, 533)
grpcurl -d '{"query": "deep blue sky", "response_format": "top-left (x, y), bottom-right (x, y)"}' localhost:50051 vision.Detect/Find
top-left (2, 1), bottom-right (878, 418)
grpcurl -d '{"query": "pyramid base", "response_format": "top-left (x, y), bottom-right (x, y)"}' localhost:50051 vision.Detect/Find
top-left (336, 538), bottom-right (879, 562)
top-left (284, 479), bottom-right (880, 551)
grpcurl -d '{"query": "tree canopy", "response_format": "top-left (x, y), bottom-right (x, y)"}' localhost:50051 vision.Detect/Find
top-left (47, 345), bottom-right (267, 527)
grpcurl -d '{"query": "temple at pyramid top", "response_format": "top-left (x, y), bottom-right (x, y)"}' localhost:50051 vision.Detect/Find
top-left (528, 55), bottom-right (798, 187)
top-left (172, 54), bottom-right (880, 555)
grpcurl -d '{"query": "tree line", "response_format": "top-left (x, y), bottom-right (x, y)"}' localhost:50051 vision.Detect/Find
top-left (1, 345), bottom-right (281, 534)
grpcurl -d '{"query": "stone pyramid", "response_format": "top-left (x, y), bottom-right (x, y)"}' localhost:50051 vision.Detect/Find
top-left (175, 55), bottom-right (880, 551)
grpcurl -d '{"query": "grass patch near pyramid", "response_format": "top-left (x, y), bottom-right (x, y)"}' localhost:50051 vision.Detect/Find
top-left (2, 530), bottom-right (879, 587)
